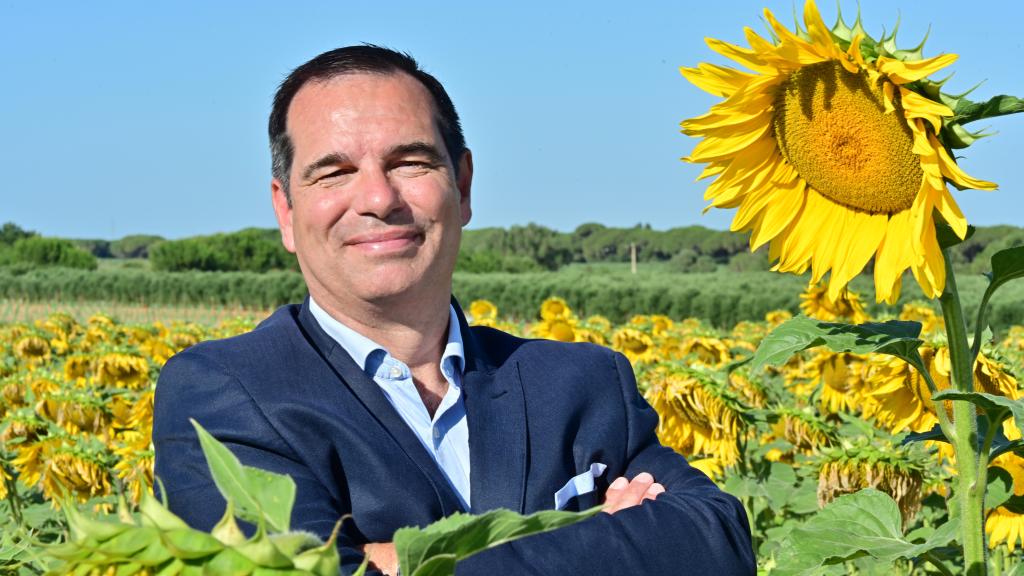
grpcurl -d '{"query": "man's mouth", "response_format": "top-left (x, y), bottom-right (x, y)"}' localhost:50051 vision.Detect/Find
top-left (344, 229), bottom-right (424, 253)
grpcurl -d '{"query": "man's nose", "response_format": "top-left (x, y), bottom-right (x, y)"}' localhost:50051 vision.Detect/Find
top-left (351, 166), bottom-right (405, 219)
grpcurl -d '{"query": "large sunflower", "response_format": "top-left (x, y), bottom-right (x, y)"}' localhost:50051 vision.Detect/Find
top-left (681, 0), bottom-right (998, 303)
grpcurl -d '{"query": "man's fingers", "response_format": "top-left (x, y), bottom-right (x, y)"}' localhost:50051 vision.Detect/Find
top-left (643, 482), bottom-right (665, 502)
top-left (603, 473), bottom-right (660, 514)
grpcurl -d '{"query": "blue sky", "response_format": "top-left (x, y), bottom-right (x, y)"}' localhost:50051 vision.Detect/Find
top-left (2, 0), bottom-right (1021, 240)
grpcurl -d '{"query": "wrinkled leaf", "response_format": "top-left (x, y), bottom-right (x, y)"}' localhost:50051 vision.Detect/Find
top-left (764, 463), bottom-right (798, 509)
top-left (932, 391), bottom-right (1022, 433)
top-left (987, 467), bottom-right (1014, 511)
top-left (750, 316), bottom-right (923, 373)
top-left (191, 419), bottom-right (296, 533)
top-left (773, 489), bottom-right (959, 576)
top-left (953, 94), bottom-right (1024, 125)
top-left (394, 506), bottom-right (601, 576)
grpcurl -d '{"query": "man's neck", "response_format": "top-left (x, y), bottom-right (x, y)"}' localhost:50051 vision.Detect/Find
top-left (310, 288), bottom-right (451, 370)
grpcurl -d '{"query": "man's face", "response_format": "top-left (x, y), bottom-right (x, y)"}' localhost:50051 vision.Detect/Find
top-left (272, 72), bottom-right (472, 309)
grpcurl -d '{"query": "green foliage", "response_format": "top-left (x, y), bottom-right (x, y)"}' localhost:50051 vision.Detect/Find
top-left (773, 489), bottom-right (960, 575)
top-left (0, 222), bottom-right (36, 245)
top-left (110, 234), bottom-right (165, 258)
top-left (150, 228), bottom-right (297, 272)
top-left (394, 507), bottom-right (601, 576)
top-left (455, 250), bottom-right (541, 273)
top-left (2, 237), bottom-right (98, 270)
top-left (749, 316), bottom-right (924, 373)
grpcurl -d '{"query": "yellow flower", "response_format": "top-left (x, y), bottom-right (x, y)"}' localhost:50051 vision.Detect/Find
top-left (95, 353), bottom-right (151, 390)
top-left (807, 350), bottom-right (867, 414)
top-left (539, 297), bottom-right (573, 321)
top-left (681, 0), bottom-right (996, 304)
top-left (679, 336), bottom-right (732, 368)
top-left (611, 328), bottom-right (658, 364)
top-left (14, 335), bottom-right (51, 364)
top-left (468, 299), bottom-right (498, 323)
top-left (899, 301), bottom-right (945, 335)
top-left (817, 440), bottom-right (926, 527)
top-left (533, 317), bottom-right (578, 343)
top-left (799, 282), bottom-right (870, 324)
top-left (987, 453), bottom-right (1024, 551)
top-left (764, 310), bottom-right (792, 326)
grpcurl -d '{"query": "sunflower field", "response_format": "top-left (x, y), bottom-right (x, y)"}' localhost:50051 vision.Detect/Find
top-left (0, 284), bottom-right (1021, 574)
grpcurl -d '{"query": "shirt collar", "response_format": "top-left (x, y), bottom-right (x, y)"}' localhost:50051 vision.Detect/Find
top-left (308, 296), bottom-right (464, 376)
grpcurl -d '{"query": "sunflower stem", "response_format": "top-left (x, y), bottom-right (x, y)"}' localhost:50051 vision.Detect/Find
top-left (916, 355), bottom-right (957, 444)
top-left (940, 245), bottom-right (988, 575)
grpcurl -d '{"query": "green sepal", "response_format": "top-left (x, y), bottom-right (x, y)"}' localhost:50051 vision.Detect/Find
top-left (94, 526), bottom-right (160, 558)
top-left (64, 502), bottom-right (129, 543)
top-left (211, 499), bottom-right (247, 547)
top-left (139, 489), bottom-right (189, 532)
top-left (159, 528), bottom-right (223, 560)
top-left (749, 315), bottom-right (923, 373)
top-left (230, 523), bottom-right (293, 569)
top-left (204, 548), bottom-right (257, 575)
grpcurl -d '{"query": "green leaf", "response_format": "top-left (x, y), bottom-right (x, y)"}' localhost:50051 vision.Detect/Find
top-left (394, 506), bottom-right (601, 576)
top-left (936, 222), bottom-right (975, 249)
top-left (932, 391), bottom-right (1021, 433)
top-left (990, 246), bottom-right (1024, 292)
top-left (953, 94), bottom-right (1024, 125)
top-left (750, 316), bottom-right (923, 373)
top-left (191, 419), bottom-right (296, 533)
top-left (160, 528), bottom-right (223, 559)
top-left (773, 489), bottom-right (959, 576)
top-left (986, 467), bottom-right (1014, 511)
top-left (764, 462), bottom-right (798, 509)
top-left (902, 423), bottom-right (948, 445)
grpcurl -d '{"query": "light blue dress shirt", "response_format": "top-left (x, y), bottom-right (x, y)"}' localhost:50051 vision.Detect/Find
top-left (308, 297), bottom-right (471, 510)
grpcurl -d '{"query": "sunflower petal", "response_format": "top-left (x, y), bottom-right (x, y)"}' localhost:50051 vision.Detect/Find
top-left (874, 211), bottom-right (915, 304)
top-left (706, 37), bottom-right (775, 73)
top-left (685, 123), bottom-right (772, 163)
top-left (828, 211), bottom-right (887, 301)
top-left (900, 88), bottom-right (952, 134)
top-left (934, 189), bottom-right (968, 239)
top-left (930, 132), bottom-right (999, 191)
top-left (877, 53), bottom-right (959, 84)
top-left (679, 62), bottom-right (757, 98)
top-left (911, 216), bottom-right (946, 298)
top-left (749, 178), bottom-right (807, 250)
top-left (802, 0), bottom-right (843, 60)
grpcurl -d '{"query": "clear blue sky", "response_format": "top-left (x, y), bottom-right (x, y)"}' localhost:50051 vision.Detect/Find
top-left (2, 1), bottom-right (1021, 240)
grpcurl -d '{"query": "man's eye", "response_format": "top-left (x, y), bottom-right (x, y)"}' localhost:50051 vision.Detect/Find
top-left (318, 169), bottom-right (354, 183)
top-left (394, 161), bottom-right (434, 173)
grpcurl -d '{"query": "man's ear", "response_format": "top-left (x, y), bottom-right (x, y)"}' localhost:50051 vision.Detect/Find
top-left (457, 149), bottom-right (473, 226)
top-left (271, 178), bottom-right (297, 253)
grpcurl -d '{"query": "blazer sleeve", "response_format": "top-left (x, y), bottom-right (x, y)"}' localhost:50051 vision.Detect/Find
top-left (454, 351), bottom-right (756, 575)
top-left (152, 347), bottom-right (381, 576)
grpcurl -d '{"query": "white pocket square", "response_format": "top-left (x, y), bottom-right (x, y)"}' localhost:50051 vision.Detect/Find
top-left (554, 462), bottom-right (607, 510)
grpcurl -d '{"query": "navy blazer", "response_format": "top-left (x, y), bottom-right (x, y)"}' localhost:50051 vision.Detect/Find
top-left (153, 298), bottom-right (755, 575)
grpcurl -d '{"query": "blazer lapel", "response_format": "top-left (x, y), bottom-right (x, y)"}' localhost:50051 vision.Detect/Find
top-left (295, 298), bottom-right (467, 516)
top-left (455, 301), bottom-right (528, 514)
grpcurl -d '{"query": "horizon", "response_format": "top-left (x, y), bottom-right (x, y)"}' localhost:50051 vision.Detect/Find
top-left (3, 1), bottom-right (1021, 240)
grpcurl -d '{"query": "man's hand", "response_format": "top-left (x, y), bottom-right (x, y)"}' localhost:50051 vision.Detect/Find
top-left (602, 472), bottom-right (664, 514)
top-left (362, 542), bottom-right (399, 575)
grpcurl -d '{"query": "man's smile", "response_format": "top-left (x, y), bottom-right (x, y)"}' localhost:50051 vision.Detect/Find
top-left (343, 227), bottom-right (425, 254)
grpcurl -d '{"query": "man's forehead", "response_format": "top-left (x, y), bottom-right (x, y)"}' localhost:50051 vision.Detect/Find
top-left (286, 71), bottom-right (439, 131)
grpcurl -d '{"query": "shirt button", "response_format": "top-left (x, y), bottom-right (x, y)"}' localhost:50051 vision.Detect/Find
top-left (389, 366), bottom-right (402, 378)
top-left (433, 428), bottom-right (441, 439)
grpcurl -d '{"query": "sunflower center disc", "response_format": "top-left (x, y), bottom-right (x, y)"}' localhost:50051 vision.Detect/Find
top-left (772, 60), bottom-right (922, 214)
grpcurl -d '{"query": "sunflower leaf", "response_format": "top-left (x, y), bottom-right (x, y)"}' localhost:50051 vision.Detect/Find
top-left (986, 467), bottom-right (1014, 511)
top-left (902, 423), bottom-right (948, 445)
top-left (936, 223), bottom-right (975, 249)
top-left (191, 419), bottom-right (296, 533)
top-left (394, 506), bottom-right (600, 576)
top-left (953, 94), bottom-right (1024, 125)
top-left (989, 245), bottom-right (1024, 292)
top-left (773, 489), bottom-right (959, 576)
top-left (931, 391), bottom-right (1019, 433)
top-left (749, 316), bottom-right (922, 372)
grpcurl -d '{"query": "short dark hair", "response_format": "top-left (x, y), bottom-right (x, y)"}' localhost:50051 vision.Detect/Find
top-left (269, 45), bottom-right (466, 204)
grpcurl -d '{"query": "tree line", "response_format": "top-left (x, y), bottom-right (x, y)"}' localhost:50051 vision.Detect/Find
top-left (3, 221), bottom-right (1023, 278)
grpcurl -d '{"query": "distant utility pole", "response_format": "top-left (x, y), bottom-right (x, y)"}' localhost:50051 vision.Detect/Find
top-left (630, 242), bottom-right (637, 275)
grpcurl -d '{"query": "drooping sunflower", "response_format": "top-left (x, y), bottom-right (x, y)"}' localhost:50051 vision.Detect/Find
top-left (681, 0), bottom-right (1005, 304)
top-left (799, 282), bottom-right (870, 324)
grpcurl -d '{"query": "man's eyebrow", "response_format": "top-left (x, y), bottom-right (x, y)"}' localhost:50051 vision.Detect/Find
top-left (386, 142), bottom-right (446, 164)
top-left (300, 153), bottom-right (351, 182)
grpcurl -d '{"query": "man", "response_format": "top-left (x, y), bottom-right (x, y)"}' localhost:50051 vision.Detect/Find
top-left (153, 45), bottom-right (755, 575)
